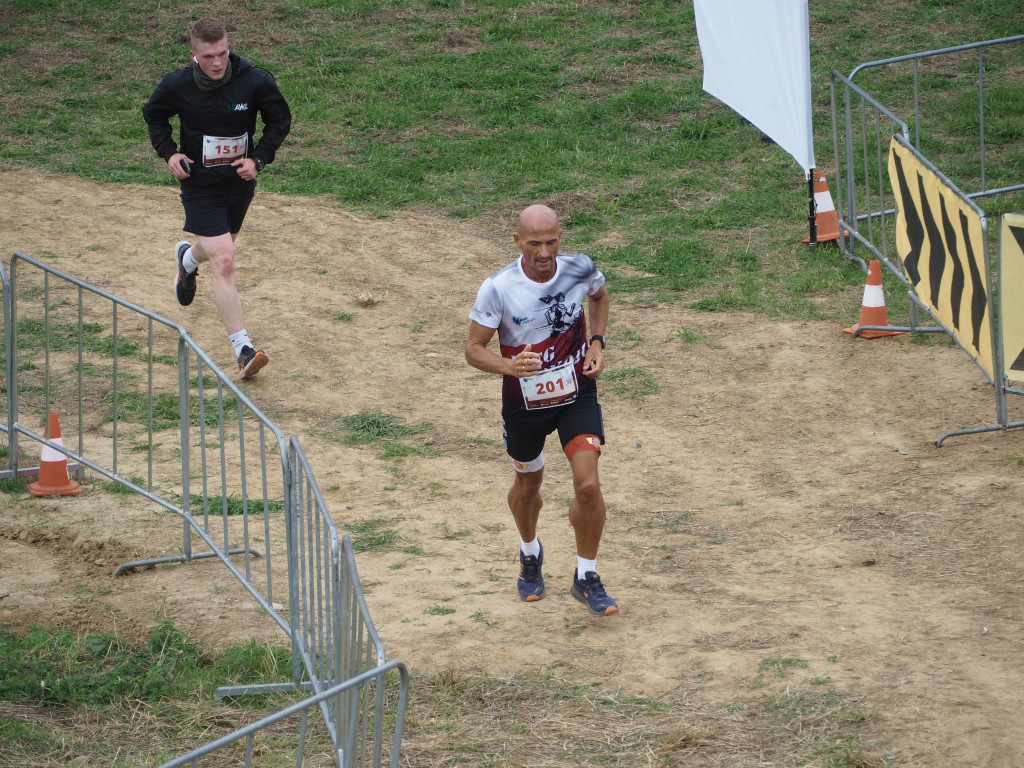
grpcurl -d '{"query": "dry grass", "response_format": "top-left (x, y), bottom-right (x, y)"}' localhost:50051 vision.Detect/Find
top-left (0, 665), bottom-right (885, 767)
top-left (394, 668), bottom-right (884, 767)
top-left (0, 698), bottom-right (336, 768)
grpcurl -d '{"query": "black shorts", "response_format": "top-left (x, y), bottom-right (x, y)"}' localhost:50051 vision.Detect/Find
top-left (180, 183), bottom-right (256, 238)
top-left (502, 386), bottom-right (605, 463)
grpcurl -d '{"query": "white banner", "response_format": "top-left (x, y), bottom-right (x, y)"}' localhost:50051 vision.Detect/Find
top-left (694, 0), bottom-right (816, 174)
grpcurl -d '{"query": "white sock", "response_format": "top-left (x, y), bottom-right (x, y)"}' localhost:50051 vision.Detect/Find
top-left (229, 329), bottom-right (253, 357)
top-left (577, 557), bottom-right (597, 578)
top-left (520, 538), bottom-right (540, 558)
top-left (182, 247), bottom-right (200, 274)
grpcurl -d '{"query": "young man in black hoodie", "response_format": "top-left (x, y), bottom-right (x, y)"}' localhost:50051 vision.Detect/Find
top-left (143, 18), bottom-right (291, 379)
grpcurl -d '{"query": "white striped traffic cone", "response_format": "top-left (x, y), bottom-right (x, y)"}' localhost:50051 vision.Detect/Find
top-left (27, 412), bottom-right (82, 497)
top-left (842, 259), bottom-right (902, 339)
top-left (802, 174), bottom-right (841, 244)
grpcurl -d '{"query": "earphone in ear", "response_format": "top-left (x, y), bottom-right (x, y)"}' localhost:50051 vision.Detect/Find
top-left (193, 56), bottom-right (199, 64)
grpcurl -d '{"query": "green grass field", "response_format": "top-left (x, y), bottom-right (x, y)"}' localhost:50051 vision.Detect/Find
top-left (3, 0), bottom-right (1021, 317)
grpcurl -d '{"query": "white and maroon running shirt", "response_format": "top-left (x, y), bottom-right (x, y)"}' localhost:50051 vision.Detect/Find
top-left (470, 253), bottom-right (605, 412)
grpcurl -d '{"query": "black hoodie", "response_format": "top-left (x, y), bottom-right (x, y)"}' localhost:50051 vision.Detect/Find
top-left (142, 52), bottom-right (291, 188)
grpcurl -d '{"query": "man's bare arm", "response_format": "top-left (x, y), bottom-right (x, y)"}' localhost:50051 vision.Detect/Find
top-left (465, 321), bottom-right (540, 378)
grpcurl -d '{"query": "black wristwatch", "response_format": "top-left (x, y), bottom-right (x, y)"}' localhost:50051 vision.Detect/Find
top-left (589, 335), bottom-right (605, 348)
top-left (253, 157), bottom-right (265, 173)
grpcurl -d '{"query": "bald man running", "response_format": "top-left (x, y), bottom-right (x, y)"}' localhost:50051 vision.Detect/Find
top-left (465, 204), bottom-right (618, 616)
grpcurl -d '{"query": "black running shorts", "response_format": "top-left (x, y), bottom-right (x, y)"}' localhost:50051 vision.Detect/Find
top-left (502, 384), bottom-right (605, 463)
top-left (180, 183), bottom-right (256, 238)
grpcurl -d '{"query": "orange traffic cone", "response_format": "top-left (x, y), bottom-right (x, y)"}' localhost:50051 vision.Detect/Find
top-left (28, 412), bottom-right (82, 497)
top-left (801, 175), bottom-right (841, 244)
top-left (843, 259), bottom-right (902, 339)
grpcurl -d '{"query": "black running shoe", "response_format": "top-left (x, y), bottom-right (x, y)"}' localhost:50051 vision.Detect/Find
top-left (570, 569), bottom-right (619, 616)
top-left (517, 542), bottom-right (545, 602)
top-left (174, 240), bottom-right (197, 306)
top-left (237, 345), bottom-right (269, 379)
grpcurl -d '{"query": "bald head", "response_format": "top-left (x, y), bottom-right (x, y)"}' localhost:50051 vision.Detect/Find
top-left (517, 204), bottom-right (560, 236)
top-left (514, 205), bottom-right (562, 282)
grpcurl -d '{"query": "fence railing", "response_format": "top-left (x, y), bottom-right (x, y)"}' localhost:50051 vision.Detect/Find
top-left (157, 660), bottom-right (409, 768)
top-left (829, 69), bottom-right (911, 276)
top-left (830, 35), bottom-right (1024, 279)
top-left (0, 252), bottom-right (407, 767)
top-left (849, 34), bottom-right (1024, 200)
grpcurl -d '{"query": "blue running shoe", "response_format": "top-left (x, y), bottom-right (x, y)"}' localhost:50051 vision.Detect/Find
top-left (517, 543), bottom-right (545, 602)
top-left (570, 569), bottom-right (618, 616)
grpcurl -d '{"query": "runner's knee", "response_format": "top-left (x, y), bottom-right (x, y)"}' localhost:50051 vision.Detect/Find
top-left (572, 474), bottom-right (602, 506)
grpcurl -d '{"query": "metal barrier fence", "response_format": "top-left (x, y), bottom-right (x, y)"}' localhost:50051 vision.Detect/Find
top-left (828, 38), bottom-right (1024, 444)
top-left (830, 34), bottom-right (1024, 279)
top-left (849, 34), bottom-right (1024, 200)
top-left (0, 252), bottom-right (407, 767)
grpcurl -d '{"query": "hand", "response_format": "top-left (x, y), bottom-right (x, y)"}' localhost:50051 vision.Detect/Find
top-left (232, 157), bottom-right (258, 181)
top-left (169, 153), bottom-right (193, 180)
top-left (509, 344), bottom-right (542, 378)
top-left (582, 342), bottom-right (604, 379)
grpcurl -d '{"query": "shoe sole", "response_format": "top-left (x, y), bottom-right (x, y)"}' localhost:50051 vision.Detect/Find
top-left (239, 350), bottom-right (269, 380)
top-left (570, 585), bottom-right (619, 616)
top-left (174, 241), bottom-right (196, 307)
top-left (518, 584), bottom-right (545, 602)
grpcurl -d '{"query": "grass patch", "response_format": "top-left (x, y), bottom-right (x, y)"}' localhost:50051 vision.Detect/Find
top-left (0, 622), bottom-right (311, 765)
top-left (424, 604), bottom-right (456, 616)
top-left (183, 493), bottom-right (286, 516)
top-left (395, 667), bottom-right (886, 766)
top-left (314, 410), bottom-right (440, 466)
top-left (338, 411), bottom-right (431, 445)
top-left (0, 477), bottom-right (30, 497)
top-left (107, 387), bottom-right (240, 431)
top-left (101, 476), bottom-right (146, 495)
top-left (672, 327), bottom-right (719, 347)
top-left (16, 318), bottom-right (140, 358)
top-left (758, 657), bottom-right (810, 679)
top-left (0, 621), bottom-right (204, 705)
top-left (346, 515), bottom-right (420, 554)
top-left (0, 622), bottom-right (293, 703)
top-left (601, 366), bottom-right (660, 400)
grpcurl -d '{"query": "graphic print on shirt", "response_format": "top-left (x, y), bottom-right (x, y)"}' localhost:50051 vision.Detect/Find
top-left (540, 292), bottom-right (578, 336)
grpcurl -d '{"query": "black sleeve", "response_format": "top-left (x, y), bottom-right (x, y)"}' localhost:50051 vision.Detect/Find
top-left (141, 75), bottom-right (180, 162)
top-left (251, 70), bottom-right (292, 166)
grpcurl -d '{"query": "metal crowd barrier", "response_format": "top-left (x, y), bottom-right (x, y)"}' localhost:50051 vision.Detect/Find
top-left (830, 34), bottom-right (1024, 278)
top-left (827, 38), bottom-right (1024, 444)
top-left (0, 252), bottom-right (407, 767)
top-left (849, 34), bottom-right (1024, 200)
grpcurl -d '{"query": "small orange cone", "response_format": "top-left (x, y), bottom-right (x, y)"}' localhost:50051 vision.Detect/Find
top-left (801, 175), bottom-right (841, 244)
top-left (28, 412), bottom-right (82, 497)
top-left (843, 259), bottom-right (902, 339)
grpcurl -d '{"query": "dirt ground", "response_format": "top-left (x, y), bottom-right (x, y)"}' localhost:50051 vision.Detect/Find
top-left (1, 168), bottom-right (1023, 767)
